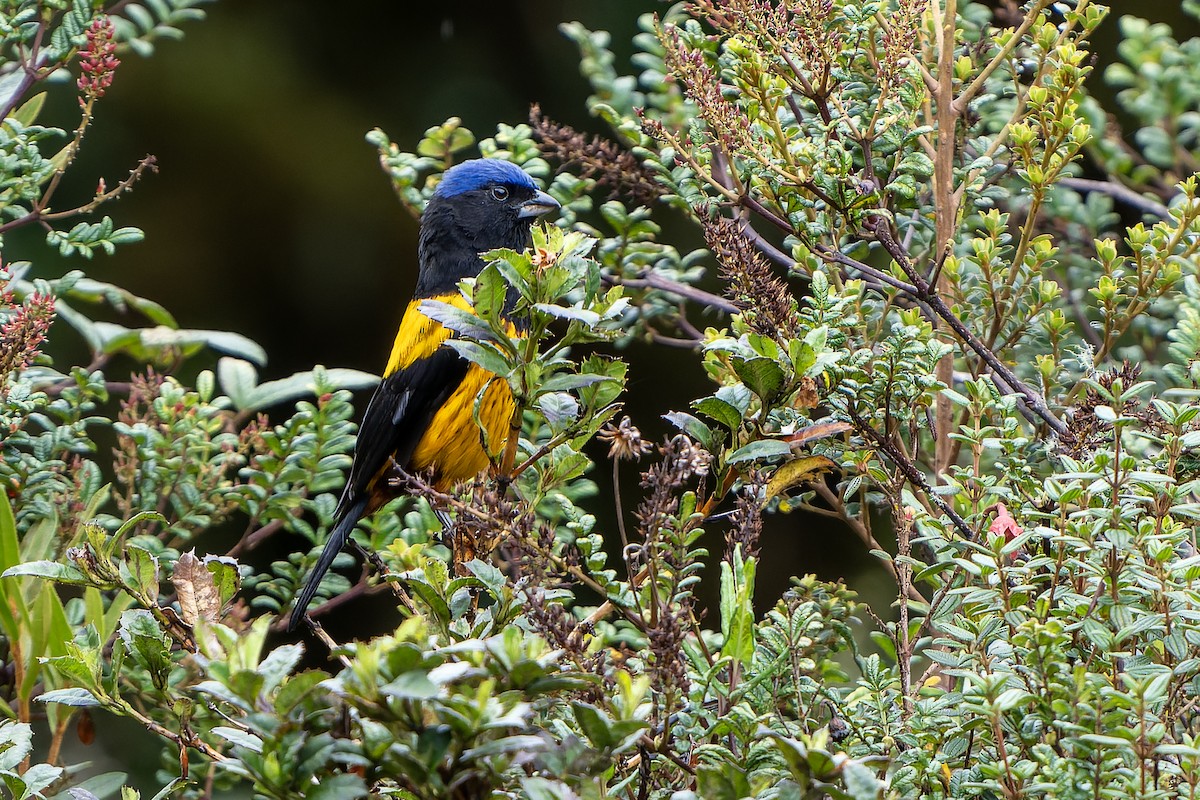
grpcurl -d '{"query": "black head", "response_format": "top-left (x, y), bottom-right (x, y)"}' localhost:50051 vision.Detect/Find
top-left (415, 159), bottom-right (559, 295)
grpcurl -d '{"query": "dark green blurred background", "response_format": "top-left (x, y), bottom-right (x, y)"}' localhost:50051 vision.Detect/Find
top-left (20, 0), bottom-right (1197, 786)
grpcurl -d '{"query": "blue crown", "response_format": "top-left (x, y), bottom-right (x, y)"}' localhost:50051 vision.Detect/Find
top-left (433, 158), bottom-right (538, 198)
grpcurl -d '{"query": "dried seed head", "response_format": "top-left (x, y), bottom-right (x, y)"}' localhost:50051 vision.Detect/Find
top-left (704, 217), bottom-right (799, 338)
top-left (530, 105), bottom-right (665, 207)
top-left (598, 416), bottom-right (653, 462)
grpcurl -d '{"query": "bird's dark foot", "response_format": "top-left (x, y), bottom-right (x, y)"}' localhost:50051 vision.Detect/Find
top-left (434, 508), bottom-right (455, 543)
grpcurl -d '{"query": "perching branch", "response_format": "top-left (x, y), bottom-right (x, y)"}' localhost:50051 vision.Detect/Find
top-left (844, 407), bottom-right (975, 541)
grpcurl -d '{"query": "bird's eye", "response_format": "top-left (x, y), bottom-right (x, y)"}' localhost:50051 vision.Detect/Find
top-left (490, 186), bottom-right (509, 202)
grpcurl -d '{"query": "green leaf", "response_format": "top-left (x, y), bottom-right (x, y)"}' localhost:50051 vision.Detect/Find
top-left (238, 367), bottom-right (378, 412)
top-left (175, 328), bottom-right (268, 365)
top-left (17, 762), bottom-right (63, 799)
top-left (715, 383), bottom-right (752, 415)
top-left (696, 763), bottom-right (752, 800)
top-left (147, 778), bottom-right (186, 800)
top-left (538, 392), bottom-right (580, 432)
top-left (539, 372), bottom-right (613, 394)
top-left (306, 773), bottom-right (367, 800)
top-left (11, 92), bottom-right (45, 127)
top-left (121, 545), bottom-right (159, 599)
top-left (418, 299), bottom-right (497, 342)
top-left (726, 439), bottom-right (791, 464)
top-left (93, 324), bottom-right (267, 365)
top-left (20, 514), bottom-right (58, 563)
top-left (719, 549), bottom-right (756, 666)
top-left (69, 771), bottom-right (129, 800)
top-left (663, 412), bottom-right (716, 450)
top-left (382, 671), bottom-right (439, 700)
top-left (842, 760), bottom-right (884, 799)
top-left (274, 671), bottom-right (327, 715)
top-left (573, 702), bottom-right (615, 749)
top-left (694, 396), bottom-right (743, 431)
top-left (464, 559), bottom-right (506, 598)
top-left (210, 726), bottom-right (263, 753)
top-left (0, 493), bottom-right (18, 575)
top-left (543, 444), bottom-right (591, 484)
top-left (444, 340), bottom-right (512, 376)
top-left (533, 302), bottom-right (601, 326)
top-left (461, 734), bottom-right (546, 760)
top-left (117, 610), bottom-right (172, 690)
top-left (733, 356), bottom-right (785, 401)
top-left (576, 356), bottom-right (626, 408)
top-left (0, 722), bottom-right (33, 772)
top-left (472, 263), bottom-right (508, 323)
top-left (217, 357), bottom-right (258, 409)
top-left (2, 561), bottom-right (89, 585)
top-left (205, 557), bottom-right (241, 608)
top-left (36, 688), bottom-right (101, 707)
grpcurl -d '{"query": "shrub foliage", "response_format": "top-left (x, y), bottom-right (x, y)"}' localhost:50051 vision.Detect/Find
top-left (3, 1), bottom-right (1200, 798)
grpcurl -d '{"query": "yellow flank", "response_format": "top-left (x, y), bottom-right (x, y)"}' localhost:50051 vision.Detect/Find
top-left (384, 290), bottom-right (518, 490)
top-left (385, 294), bottom-right (473, 376)
top-left (410, 364), bottom-right (514, 490)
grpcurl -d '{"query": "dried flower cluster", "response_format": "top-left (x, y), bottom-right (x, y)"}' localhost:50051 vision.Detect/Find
top-left (688, 0), bottom-right (839, 94)
top-left (659, 26), bottom-right (754, 153)
top-left (1058, 362), bottom-right (1165, 457)
top-left (687, 0), bottom-right (788, 37)
top-left (878, 0), bottom-right (923, 86)
top-left (77, 17), bottom-right (120, 102)
top-left (704, 217), bottom-right (799, 338)
top-left (598, 416), bottom-right (653, 462)
top-left (110, 371), bottom-right (249, 532)
top-left (531, 106), bottom-right (665, 207)
top-left (645, 599), bottom-right (690, 697)
top-left (724, 487), bottom-right (764, 562)
top-left (634, 436), bottom-right (709, 578)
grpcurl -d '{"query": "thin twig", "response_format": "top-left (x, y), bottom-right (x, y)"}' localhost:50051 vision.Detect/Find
top-left (303, 617), bottom-right (353, 668)
top-left (811, 482), bottom-right (925, 603)
top-left (845, 407), bottom-right (975, 541)
top-left (350, 538), bottom-right (418, 614)
top-left (121, 701), bottom-right (227, 763)
top-left (0, 22), bottom-right (46, 122)
top-left (866, 216), bottom-right (1066, 434)
top-left (1058, 177), bottom-right (1170, 219)
top-left (0, 155), bottom-right (158, 235)
top-left (608, 273), bottom-right (739, 314)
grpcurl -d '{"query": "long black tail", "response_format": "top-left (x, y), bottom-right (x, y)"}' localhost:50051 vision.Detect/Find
top-left (288, 496), bottom-right (369, 632)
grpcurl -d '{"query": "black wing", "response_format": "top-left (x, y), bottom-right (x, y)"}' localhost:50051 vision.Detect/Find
top-left (335, 347), bottom-right (468, 517)
top-left (289, 348), bottom-right (467, 631)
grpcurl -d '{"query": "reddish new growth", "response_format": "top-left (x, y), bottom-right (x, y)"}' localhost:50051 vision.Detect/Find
top-left (988, 503), bottom-right (1022, 543)
top-left (77, 17), bottom-right (120, 103)
top-left (0, 290), bottom-right (55, 394)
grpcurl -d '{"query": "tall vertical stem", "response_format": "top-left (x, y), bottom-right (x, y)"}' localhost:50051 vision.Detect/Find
top-left (932, 0), bottom-right (960, 481)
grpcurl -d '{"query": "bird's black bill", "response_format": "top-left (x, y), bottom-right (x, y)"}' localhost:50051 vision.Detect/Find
top-left (518, 190), bottom-right (560, 219)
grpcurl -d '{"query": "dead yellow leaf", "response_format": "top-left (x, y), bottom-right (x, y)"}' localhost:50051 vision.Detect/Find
top-left (764, 455), bottom-right (838, 502)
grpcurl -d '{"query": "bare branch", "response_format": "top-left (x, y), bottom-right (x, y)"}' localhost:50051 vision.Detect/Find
top-left (1058, 177), bottom-right (1171, 219)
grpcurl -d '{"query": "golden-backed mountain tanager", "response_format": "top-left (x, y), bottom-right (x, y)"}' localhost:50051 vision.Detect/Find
top-left (289, 158), bottom-right (560, 631)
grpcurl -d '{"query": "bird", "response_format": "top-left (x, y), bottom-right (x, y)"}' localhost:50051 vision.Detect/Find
top-left (288, 158), bottom-right (560, 632)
